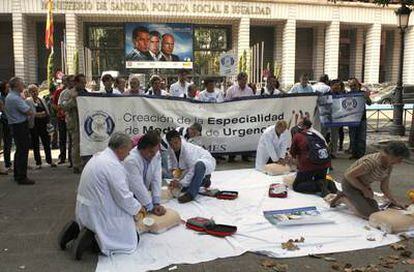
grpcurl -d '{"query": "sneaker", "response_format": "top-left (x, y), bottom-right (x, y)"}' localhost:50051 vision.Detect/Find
top-left (17, 178), bottom-right (35, 185)
top-left (202, 175), bottom-right (211, 189)
top-left (35, 165), bottom-right (42, 170)
top-left (178, 193), bottom-right (194, 204)
top-left (72, 228), bottom-right (96, 260)
top-left (58, 220), bottom-right (80, 250)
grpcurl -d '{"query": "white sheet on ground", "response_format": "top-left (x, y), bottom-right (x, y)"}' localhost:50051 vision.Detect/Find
top-left (96, 169), bottom-right (405, 272)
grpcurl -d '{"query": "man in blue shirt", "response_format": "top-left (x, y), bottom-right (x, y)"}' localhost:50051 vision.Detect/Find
top-left (5, 77), bottom-right (35, 185)
top-left (289, 74), bottom-right (314, 94)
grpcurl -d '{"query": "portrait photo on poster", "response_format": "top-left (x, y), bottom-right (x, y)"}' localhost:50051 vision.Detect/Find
top-left (125, 23), bottom-right (193, 69)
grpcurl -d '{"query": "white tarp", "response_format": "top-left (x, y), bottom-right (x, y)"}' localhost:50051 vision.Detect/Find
top-left (96, 169), bottom-right (405, 272)
top-left (77, 95), bottom-right (318, 156)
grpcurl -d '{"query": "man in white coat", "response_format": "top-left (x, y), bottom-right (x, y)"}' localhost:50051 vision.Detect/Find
top-left (255, 120), bottom-right (290, 171)
top-left (124, 131), bottom-right (166, 216)
top-left (65, 132), bottom-right (141, 259)
top-left (166, 129), bottom-right (216, 203)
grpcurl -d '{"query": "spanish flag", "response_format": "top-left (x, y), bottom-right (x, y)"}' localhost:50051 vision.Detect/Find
top-left (45, 0), bottom-right (54, 50)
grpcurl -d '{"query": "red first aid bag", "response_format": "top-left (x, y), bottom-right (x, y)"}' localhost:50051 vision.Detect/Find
top-left (269, 183), bottom-right (288, 198)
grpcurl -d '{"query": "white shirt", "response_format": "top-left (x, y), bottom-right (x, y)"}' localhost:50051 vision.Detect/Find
top-left (75, 148), bottom-right (141, 256)
top-left (146, 88), bottom-right (169, 96)
top-left (123, 88), bottom-right (145, 95)
top-left (198, 89), bottom-right (224, 103)
top-left (168, 141), bottom-right (216, 187)
top-left (124, 149), bottom-right (162, 211)
top-left (312, 82), bottom-right (331, 94)
top-left (225, 84), bottom-right (254, 101)
top-left (289, 83), bottom-right (314, 94)
top-left (261, 86), bottom-right (281, 96)
top-left (169, 81), bottom-right (191, 97)
top-left (255, 126), bottom-right (290, 170)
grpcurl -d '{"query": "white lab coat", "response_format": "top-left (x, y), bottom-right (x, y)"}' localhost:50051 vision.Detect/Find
top-left (75, 148), bottom-right (141, 256)
top-left (168, 141), bottom-right (216, 187)
top-left (255, 125), bottom-right (290, 171)
top-left (124, 148), bottom-right (162, 210)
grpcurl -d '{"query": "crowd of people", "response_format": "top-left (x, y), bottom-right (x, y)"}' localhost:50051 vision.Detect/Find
top-left (0, 70), bottom-right (410, 260)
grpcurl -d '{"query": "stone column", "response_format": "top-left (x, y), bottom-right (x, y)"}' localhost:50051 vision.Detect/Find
top-left (65, 13), bottom-right (84, 75)
top-left (281, 19), bottom-right (296, 87)
top-left (313, 26), bottom-right (325, 79)
top-left (324, 21), bottom-right (340, 80)
top-left (364, 23), bottom-right (382, 83)
top-left (350, 28), bottom-right (364, 80)
top-left (403, 26), bottom-right (414, 84)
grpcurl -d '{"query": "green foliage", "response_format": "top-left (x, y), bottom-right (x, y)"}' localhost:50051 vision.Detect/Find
top-left (73, 50), bottom-right (79, 75)
top-left (47, 51), bottom-right (54, 89)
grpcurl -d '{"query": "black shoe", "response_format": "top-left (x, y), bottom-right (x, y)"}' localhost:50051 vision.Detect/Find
top-left (58, 160), bottom-right (66, 165)
top-left (178, 193), bottom-right (194, 204)
top-left (58, 220), bottom-right (80, 250)
top-left (317, 180), bottom-right (330, 198)
top-left (72, 228), bottom-right (96, 260)
top-left (327, 181), bottom-right (338, 194)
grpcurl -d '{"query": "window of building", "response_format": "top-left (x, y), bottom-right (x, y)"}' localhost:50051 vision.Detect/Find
top-left (193, 26), bottom-right (231, 81)
top-left (86, 24), bottom-right (125, 77)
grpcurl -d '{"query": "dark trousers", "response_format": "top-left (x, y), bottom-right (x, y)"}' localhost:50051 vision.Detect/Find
top-left (68, 131), bottom-right (72, 165)
top-left (58, 119), bottom-right (68, 162)
top-left (338, 126), bottom-right (344, 150)
top-left (30, 122), bottom-right (52, 165)
top-left (349, 120), bottom-right (367, 158)
top-left (10, 121), bottom-right (30, 181)
top-left (2, 122), bottom-right (12, 168)
top-left (292, 168), bottom-right (328, 194)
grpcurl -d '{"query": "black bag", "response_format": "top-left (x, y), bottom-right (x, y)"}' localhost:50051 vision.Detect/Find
top-left (303, 132), bottom-right (330, 164)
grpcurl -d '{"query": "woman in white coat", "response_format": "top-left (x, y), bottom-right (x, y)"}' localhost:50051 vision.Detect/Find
top-left (166, 129), bottom-right (216, 203)
top-left (255, 120), bottom-right (290, 171)
top-left (69, 133), bottom-right (141, 259)
top-left (124, 131), bottom-right (166, 216)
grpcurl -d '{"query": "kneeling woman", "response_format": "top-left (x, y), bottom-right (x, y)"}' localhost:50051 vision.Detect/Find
top-left (331, 142), bottom-right (410, 219)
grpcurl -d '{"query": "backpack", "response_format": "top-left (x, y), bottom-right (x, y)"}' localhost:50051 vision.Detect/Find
top-left (303, 131), bottom-right (330, 164)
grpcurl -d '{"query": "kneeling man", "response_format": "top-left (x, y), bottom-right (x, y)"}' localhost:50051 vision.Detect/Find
top-left (124, 131), bottom-right (166, 216)
top-left (166, 129), bottom-right (216, 203)
top-left (74, 132), bottom-right (141, 258)
top-left (255, 120), bottom-right (290, 171)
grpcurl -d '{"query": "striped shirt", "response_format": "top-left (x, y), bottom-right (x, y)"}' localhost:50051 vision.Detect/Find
top-left (346, 152), bottom-right (392, 186)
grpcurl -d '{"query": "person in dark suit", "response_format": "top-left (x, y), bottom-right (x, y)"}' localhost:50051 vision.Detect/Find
top-left (159, 34), bottom-right (180, 61)
top-left (126, 26), bottom-right (153, 61)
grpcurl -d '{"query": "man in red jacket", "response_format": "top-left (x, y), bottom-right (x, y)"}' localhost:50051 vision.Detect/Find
top-left (290, 119), bottom-right (334, 196)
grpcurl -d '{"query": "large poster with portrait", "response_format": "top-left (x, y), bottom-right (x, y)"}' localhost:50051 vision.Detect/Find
top-left (125, 23), bottom-right (193, 69)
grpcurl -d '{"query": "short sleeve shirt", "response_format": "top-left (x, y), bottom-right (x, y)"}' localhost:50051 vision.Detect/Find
top-left (4, 90), bottom-right (30, 124)
top-left (345, 152), bottom-right (392, 186)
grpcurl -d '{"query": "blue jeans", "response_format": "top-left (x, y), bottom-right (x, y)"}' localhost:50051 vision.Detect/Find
top-left (184, 161), bottom-right (207, 198)
top-left (349, 120), bottom-right (367, 158)
top-left (161, 150), bottom-right (172, 179)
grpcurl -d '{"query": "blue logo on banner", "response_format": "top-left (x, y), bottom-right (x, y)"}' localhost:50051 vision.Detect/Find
top-left (84, 111), bottom-right (115, 142)
top-left (342, 97), bottom-right (358, 112)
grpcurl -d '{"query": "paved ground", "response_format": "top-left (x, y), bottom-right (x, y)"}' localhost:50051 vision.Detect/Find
top-left (1, 144), bottom-right (414, 272)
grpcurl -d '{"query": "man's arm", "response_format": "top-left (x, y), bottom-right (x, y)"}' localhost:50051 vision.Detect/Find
top-left (262, 132), bottom-right (279, 162)
top-left (124, 158), bottom-right (154, 212)
top-left (151, 153), bottom-right (162, 205)
top-left (344, 164), bottom-right (373, 198)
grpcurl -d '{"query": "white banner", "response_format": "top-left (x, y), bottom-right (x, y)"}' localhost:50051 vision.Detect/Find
top-left (77, 95), bottom-right (318, 156)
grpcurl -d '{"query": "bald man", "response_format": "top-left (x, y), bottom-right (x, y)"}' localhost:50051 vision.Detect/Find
top-left (160, 34), bottom-right (180, 61)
